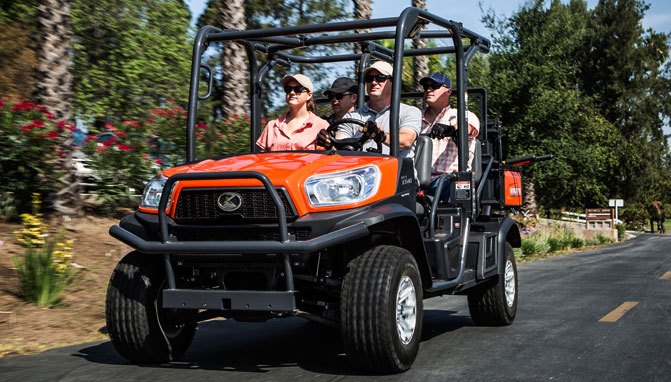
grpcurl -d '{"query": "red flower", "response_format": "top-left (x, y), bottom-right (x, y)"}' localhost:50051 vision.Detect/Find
top-left (86, 134), bottom-right (98, 142)
top-left (46, 112), bottom-right (53, 120)
top-left (22, 124), bottom-right (32, 132)
top-left (117, 144), bottom-right (130, 152)
top-left (231, 114), bottom-right (239, 119)
top-left (196, 122), bottom-right (208, 130)
top-left (244, 113), bottom-right (251, 119)
top-left (123, 120), bottom-right (140, 127)
top-left (56, 121), bottom-right (67, 130)
top-left (11, 101), bottom-right (37, 112)
top-left (42, 131), bottom-right (59, 139)
top-left (117, 131), bottom-right (128, 137)
top-left (102, 137), bottom-right (118, 147)
top-left (67, 125), bottom-right (76, 131)
top-left (0, 99), bottom-right (4, 107)
top-left (31, 119), bottom-right (45, 128)
top-left (155, 158), bottom-right (163, 165)
top-left (147, 118), bottom-right (156, 123)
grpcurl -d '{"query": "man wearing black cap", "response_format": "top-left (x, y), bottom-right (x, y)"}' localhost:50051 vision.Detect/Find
top-left (420, 72), bottom-right (480, 202)
top-left (323, 77), bottom-right (358, 124)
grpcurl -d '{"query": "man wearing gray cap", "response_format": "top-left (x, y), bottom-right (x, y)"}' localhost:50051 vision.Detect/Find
top-left (317, 61), bottom-right (422, 160)
top-left (323, 77), bottom-right (358, 124)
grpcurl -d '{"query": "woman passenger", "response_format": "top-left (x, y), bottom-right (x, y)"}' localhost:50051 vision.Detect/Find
top-left (256, 73), bottom-right (329, 151)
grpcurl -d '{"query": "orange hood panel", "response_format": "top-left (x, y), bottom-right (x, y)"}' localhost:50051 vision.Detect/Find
top-left (157, 152), bottom-right (399, 216)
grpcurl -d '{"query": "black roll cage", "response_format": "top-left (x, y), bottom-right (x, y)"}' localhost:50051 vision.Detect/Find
top-left (186, 7), bottom-right (490, 171)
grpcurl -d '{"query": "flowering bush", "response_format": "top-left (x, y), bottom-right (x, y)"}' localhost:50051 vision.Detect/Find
top-left (12, 195), bottom-right (77, 307)
top-left (2, 97), bottom-right (256, 214)
top-left (0, 98), bottom-right (72, 211)
top-left (81, 120), bottom-right (155, 213)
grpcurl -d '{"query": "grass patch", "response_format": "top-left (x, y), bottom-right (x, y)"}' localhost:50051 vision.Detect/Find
top-left (518, 224), bottom-right (613, 262)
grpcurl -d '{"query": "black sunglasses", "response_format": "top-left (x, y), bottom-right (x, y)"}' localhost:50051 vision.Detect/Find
top-left (328, 92), bottom-right (354, 101)
top-left (283, 85), bottom-right (308, 94)
top-left (364, 74), bottom-right (391, 83)
top-left (422, 82), bottom-right (446, 91)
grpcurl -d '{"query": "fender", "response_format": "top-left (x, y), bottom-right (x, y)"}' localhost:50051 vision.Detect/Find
top-left (333, 202), bottom-right (432, 288)
top-left (497, 217), bottom-right (521, 275)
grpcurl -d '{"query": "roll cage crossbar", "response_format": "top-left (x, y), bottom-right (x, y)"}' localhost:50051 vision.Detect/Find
top-left (186, 7), bottom-right (491, 169)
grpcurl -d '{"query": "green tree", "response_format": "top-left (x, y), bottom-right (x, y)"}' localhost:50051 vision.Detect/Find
top-left (577, 0), bottom-right (671, 205)
top-left (71, 0), bottom-right (192, 120)
top-left (0, 0), bottom-right (39, 99)
top-left (485, 0), bottom-right (621, 208)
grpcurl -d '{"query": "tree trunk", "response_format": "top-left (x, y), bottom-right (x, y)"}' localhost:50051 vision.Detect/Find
top-left (34, 0), bottom-right (73, 122)
top-left (522, 179), bottom-right (539, 221)
top-left (220, 0), bottom-right (248, 117)
top-left (34, 0), bottom-right (81, 216)
top-left (353, 0), bottom-right (372, 74)
top-left (411, 0), bottom-right (428, 91)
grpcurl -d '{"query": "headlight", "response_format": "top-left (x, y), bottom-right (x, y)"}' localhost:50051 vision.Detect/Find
top-left (140, 174), bottom-right (168, 208)
top-left (305, 166), bottom-right (380, 207)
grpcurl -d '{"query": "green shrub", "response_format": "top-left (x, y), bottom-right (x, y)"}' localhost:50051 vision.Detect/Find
top-left (615, 223), bottom-right (626, 241)
top-left (0, 192), bottom-right (17, 222)
top-left (571, 237), bottom-right (585, 248)
top-left (546, 237), bottom-right (562, 252)
top-left (12, 201), bottom-right (77, 307)
top-left (521, 235), bottom-right (550, 257)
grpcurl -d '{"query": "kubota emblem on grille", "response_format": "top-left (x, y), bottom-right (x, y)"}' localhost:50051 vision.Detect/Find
top-left (217, 192), bottom-right (242, 212)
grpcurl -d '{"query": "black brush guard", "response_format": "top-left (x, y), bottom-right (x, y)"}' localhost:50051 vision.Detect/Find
top-left (109, 171), bottom-right (370, 312)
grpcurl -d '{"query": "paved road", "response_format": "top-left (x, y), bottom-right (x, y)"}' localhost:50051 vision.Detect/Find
top-left (1, 234), bottom-right (670, 381)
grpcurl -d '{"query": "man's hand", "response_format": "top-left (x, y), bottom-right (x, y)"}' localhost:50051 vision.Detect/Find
top-left (316, 129), bottom-right (332, 148)
top-left (428, 123), bottom-right (457, 140)
top-left (361, 120), bottom-right (386, 144)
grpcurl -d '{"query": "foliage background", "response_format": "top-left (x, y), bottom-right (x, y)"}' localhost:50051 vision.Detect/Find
top-left (0, 0), bottom-right (670, 227)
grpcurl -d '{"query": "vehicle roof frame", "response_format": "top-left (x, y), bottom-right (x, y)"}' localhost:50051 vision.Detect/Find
top-left (186, 7), bottom-right (490, 172)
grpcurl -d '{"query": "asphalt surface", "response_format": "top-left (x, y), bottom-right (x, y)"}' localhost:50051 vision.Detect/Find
top-left (1, 234), bottom-right (669, 381)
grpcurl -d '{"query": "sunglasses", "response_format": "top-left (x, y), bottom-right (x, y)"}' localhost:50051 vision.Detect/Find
top-left (283, 85), bottom-right (308, 94)
top-left (422, 82), bottom-right (446, 91)
top-left (364, 74), bottom-right (391, 83)
top-left (327, 92), bottom-right (354, 101)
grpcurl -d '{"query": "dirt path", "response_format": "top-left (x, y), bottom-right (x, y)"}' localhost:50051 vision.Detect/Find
top-left (0, 216), bottom-right (130, 357)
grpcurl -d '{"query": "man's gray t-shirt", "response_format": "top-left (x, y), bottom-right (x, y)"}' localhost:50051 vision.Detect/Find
top-left (338, 103), bottom-right (422, 159)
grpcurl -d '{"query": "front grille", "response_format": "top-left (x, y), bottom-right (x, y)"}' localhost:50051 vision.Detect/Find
top-left (174, 187), bottom-right (297, 222)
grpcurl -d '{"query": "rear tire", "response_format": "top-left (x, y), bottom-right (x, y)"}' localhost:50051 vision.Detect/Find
top-left (105, 251), bottom-right (197, 363)
top-left (467, 242), bottom-right (518, 326)
top-left (340, 245), bottom-right (423, 373)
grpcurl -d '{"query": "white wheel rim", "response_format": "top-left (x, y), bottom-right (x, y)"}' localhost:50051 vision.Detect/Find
top-left (504, 260), bottom-right (516, 307)
top-left (396, 275), bottom-right (417, 345)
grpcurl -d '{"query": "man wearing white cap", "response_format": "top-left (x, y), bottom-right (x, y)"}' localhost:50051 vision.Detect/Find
top-left (317, 61), bottom-right (422, 160)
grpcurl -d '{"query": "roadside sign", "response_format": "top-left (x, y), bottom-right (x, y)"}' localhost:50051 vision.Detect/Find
top-left (608, 199), bottom-right (624, 207)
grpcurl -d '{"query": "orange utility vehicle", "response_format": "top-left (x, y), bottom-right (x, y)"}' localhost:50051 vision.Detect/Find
top-left (105, 7), bottom-right (548, 373)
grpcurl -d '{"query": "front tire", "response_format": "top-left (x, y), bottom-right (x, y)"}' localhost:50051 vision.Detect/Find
top-left (467, 242), bottom-right (518, 326)
top-left (105, 251), bottom-right (197, 363)
top-left (340, 245), bottom-right (423, 373)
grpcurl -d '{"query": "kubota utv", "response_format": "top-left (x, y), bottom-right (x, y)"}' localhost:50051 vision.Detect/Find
top-left (105, 7), bottom-right (548, 373)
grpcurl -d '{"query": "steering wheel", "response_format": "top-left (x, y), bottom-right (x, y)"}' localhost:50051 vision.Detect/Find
top-left (326, 118), bottom-right (383, 152)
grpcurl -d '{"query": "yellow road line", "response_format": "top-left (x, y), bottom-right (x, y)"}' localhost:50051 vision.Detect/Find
top-left (599, 301), bottom-right (639, 323)
top-left (659, 272), bottom-right (671, 280)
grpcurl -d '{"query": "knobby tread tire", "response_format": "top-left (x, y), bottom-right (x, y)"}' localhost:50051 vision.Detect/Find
top-left (105, 251), bottom-right (196, 363)
top-left (467, 242), bottom-right (518, 326)
top-left (341, 245), bottom-right (423, 373)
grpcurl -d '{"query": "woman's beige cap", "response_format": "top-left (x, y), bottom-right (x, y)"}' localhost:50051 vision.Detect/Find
top-left (281, 73), bottom-right (314, 92)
